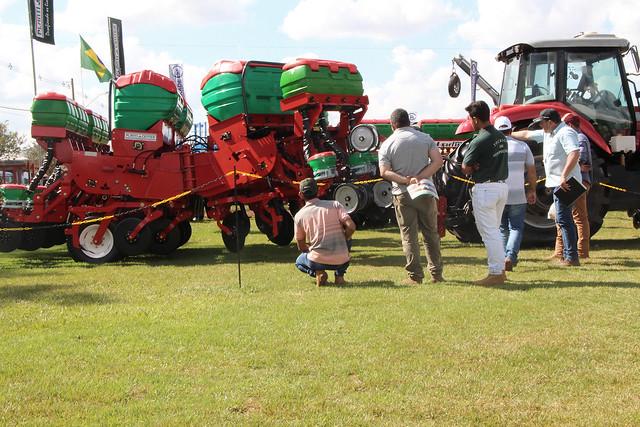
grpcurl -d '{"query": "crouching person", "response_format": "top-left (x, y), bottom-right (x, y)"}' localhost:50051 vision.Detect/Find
top-left (294, 178), bottom-right (356, 286)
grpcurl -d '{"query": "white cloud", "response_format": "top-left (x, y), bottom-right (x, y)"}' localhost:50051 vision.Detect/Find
top-left (3, 0), bottom-right (640, 140)
top-left (281, 0), bottom-right (461, 41)
top-left (0, 0), bottom-right (16, 13)
top-left (280, 52), bottom-right (320, 65)
top-left (57, 0), bottom-right (253, 35)
top-left (364, 0), bottom-right (640, 122)
top-left (0, 3), bottom-right (219, 138)
top-left (456, 0), bottom-right (640, 50)
top-left (364, 45), bottom-right (496, 121)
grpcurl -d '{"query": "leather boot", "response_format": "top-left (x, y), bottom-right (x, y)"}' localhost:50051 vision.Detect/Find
top-left (473, 274), bottom-right (505, 286)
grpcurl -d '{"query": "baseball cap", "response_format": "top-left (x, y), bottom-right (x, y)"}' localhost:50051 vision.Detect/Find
top-left (531, 108), bottom-right (561, 124)
top-left (299, 178), bottom-right (318, 197)
top-left (562, 112), bottom-right (580, 127)
top-left (494, 116), bottom-right (512, 131)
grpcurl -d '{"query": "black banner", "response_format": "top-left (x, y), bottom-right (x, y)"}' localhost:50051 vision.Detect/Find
top-left (108, 17), bottom-right (125, 79)
top-left (29, 0), bottom-right (55, 45)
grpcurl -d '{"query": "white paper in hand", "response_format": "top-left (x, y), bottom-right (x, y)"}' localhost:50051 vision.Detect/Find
top-left (407, 179), bottom-right (438, 200)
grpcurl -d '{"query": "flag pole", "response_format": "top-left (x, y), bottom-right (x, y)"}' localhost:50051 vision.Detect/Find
top-left (79, 68), bottom-right (85, 104)
top-left (26, 0), bottom-right (37, 95)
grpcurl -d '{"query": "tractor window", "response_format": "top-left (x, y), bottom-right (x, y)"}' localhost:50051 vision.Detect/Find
top-left (566, 52), bottom-right (632, 141)
top-left (3, 171), bottom-right (15, 184)
top-left (500, 57), bottom-right (520, 105)
top-left (523, 52), bottom-right (556, 104)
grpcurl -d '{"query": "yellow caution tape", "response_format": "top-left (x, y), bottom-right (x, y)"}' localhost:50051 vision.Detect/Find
top-left (4, 167), bottom-right (635, 233)
top-left (353, 178), bottom-right (383, 185)
top-left (449, 175), bottom-right (547, 186)
top-left (449, 175), bottom-right (475, 185)
top-left (150, 190), bottom-right (193, 207)
top-left (0, 226), bottom-right (34, 232)
top-left (597, 182), bottom-right (627, 193)
top-left (71, 215), bottom-right (116, 226)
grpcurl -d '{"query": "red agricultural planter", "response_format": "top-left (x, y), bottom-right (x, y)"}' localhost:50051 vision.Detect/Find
top-left (0, 58), bottom-right (388, 263)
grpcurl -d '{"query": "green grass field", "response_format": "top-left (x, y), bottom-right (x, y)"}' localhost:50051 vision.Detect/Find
top-left (1, 211), bottom-right (639, 425)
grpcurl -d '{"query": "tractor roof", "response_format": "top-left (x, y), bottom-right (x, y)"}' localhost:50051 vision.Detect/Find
top-left (496, 33), bottom-right (630, 63)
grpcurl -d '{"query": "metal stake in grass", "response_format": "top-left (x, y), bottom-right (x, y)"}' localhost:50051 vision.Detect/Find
top-left (233, 164), bottom-right (242, 288)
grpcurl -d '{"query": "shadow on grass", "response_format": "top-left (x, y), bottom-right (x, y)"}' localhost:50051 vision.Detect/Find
top-left (2, 244), bottom-right (300, 269)
top-left (590, 238), bottom-right (640, 250)
top-left (355, 253), bottom-right (482, 267)
top-left (324, 280), bottom-right (398, 289)
top-left (0, 284), bottom-right (116, 306)
top-left (353, 236), bottom-right (402, 248)
top-left (447, 279), bottom-right (640, 291)
top-left (3, 241), bottom-right (485, 270)
top-left (2, 250), bottom-right (75, 271)
top-left (134, 244), bottom-right (300, 266)
top-left (520, 258), bottom-right (640, 270)
top-left (354, 235), bottom-right (476, 251)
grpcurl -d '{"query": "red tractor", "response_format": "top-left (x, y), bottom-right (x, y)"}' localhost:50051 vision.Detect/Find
top-left (444, 33), bottom-right (640, 243)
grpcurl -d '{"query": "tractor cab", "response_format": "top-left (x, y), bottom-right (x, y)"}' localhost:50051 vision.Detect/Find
top-left (496, 33), bottom-right (639, 146)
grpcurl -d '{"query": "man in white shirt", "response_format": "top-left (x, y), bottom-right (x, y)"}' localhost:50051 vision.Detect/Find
top-left (512, 108), bottom-right (581, 266)
top-left (494, 116), bottom-right (537, 272)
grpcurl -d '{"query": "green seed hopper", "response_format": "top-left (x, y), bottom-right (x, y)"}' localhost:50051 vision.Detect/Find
top-left (31, 93), bottom-right (91, 137)
top-left (114, 70), bottom-right (192, 137)
top-left (280, 59), bottom-right (363, 99)
top-left (0, 184), bottom-right (42, 209)
top-left (201, 60), bottom-right (290, 122)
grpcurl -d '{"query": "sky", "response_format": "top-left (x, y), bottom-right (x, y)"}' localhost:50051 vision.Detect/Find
top-left (1, 0), bottom-right (639, 141)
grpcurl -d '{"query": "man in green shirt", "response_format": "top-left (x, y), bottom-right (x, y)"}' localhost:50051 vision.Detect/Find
top-left (461, 101), bottom-right (509, 285)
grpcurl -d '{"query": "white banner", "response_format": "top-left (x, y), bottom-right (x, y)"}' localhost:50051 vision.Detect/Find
top-left (168, 64), bottom-right (186, 100)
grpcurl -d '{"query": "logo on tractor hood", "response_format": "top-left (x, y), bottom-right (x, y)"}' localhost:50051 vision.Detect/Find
top-left (124, 132), bottom-right (157, 142)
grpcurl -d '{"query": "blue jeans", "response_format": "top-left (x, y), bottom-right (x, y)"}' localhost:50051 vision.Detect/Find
top-left (500, 203), bottom-right (527, 265)
top-left (296, 252), bottom-right (349, 277)
top-left (554, 189), bottom-right (578, 262)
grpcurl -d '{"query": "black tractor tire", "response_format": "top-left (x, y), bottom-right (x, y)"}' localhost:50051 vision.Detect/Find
top-left (178, 221), bottom-right (192, 247)
top-left (442, 140), bottom-right (483, 243)
top-left (66, 223), bottom-right (121, 264)
top-left (585, 157), bottom-right (609, 236)
top-left (520, 155), bottom-right (557, 244)
top-left (149, 218), bottom-right (182, 256)
top-left (221, 211), bottom-right (250, 253)
top-left (268, 209), bottom-right (294, 246)
top-left (0, 221), bottom-right (23, 252)
top-left (43, 226), bottom-right (67, 248)
top-left (521, 151), bottom-right (609, 244)
top-left (18, 228), bottom-right (46, 251)
top-left (443, 138), bottom-right (608, 245)
top-left (114, 217), bottom-right (152, 257)
top-left (254, 201), bottom-right (294, 247)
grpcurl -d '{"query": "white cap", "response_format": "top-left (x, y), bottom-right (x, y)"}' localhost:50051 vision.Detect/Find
top-left (494, 116), bottom-right (512, 131)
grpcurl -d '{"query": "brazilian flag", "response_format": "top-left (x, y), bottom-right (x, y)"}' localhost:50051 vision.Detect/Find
top-left (80, 36), bottom-right (113, 83)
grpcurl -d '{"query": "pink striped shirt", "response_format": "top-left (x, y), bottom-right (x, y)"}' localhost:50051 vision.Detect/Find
top-left (294, 198), bottom-right (351, 265)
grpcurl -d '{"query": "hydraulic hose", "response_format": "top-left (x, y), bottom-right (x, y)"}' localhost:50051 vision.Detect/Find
top-left (27, 139), bottom-right (55, 193)
top-left (45, 162), bottom-right (62, 186)
top-left (301, 110), bottom-right (312, 161)
top-left (318, 114), bottom-right (346, 164)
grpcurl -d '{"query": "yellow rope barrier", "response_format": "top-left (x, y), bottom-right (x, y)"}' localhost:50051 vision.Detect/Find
top-left (71, 215), bottom-right (116, 226)
top-left (449, 175), bottom-right (547, 186)
top-left (2, 169), bottom-right (637, 233)
top-left (0, 226), bottom-right (34, 231)
top-left (597, 182), bottom-right (627, 193)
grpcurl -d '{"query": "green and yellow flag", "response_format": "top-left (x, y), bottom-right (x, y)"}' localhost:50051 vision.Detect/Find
top-left (80, 36), bottom-right (112, 83)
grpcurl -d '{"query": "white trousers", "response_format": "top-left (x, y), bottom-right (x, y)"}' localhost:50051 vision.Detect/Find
top-left (472, 182), bottom-right (509, 275)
